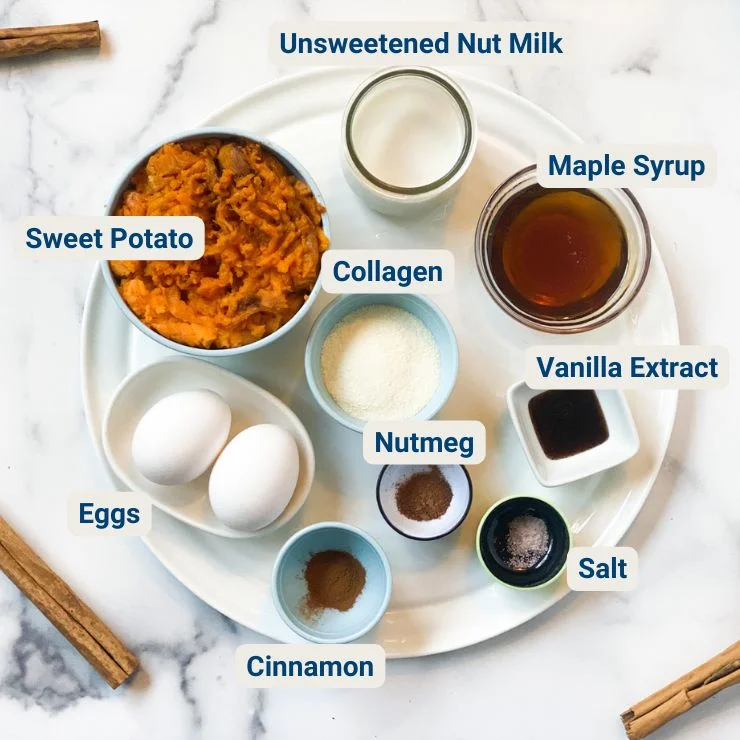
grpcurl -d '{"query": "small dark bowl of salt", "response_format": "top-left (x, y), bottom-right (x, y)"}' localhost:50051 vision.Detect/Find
top-left (476, 496), bottom-right (571, 589)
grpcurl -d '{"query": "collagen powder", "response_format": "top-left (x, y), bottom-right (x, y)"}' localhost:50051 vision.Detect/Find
top-left (320, 305), bottom-right (440, 421)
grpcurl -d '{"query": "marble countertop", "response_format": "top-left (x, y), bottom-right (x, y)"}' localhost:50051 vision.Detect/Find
top-left (1, 1), bottom-right (738, 738)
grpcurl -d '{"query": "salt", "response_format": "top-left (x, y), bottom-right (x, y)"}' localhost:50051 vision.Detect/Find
top-left (504, 514), bottom-right (550, 571)
top-left (320, 304), bottom-right (440, 421)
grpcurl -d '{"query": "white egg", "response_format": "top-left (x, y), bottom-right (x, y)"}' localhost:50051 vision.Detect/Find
top-left (208, 424), bottom-right (299, 532)
top-left (132, 389), bottom-right (231, 486)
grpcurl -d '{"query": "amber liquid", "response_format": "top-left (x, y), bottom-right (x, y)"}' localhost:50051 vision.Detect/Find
top-left (488, 186), bottom-right (627, 319)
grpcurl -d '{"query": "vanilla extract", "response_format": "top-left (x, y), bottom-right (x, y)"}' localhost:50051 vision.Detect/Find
top-left (528, 390), bottom-right (609, 460)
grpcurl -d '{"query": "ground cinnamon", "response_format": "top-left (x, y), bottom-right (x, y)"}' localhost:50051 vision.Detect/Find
top-left (301, 550), bottom-right (366, 619)
top-left (395, 466), bottom-right (453, 521)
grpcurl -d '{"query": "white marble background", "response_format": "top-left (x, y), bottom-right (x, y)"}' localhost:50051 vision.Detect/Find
top-left (0, 0), bottom-right (738, 738)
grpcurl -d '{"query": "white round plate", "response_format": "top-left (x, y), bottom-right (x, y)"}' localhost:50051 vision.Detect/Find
top-left (82, 68), bottom-right (678, 658)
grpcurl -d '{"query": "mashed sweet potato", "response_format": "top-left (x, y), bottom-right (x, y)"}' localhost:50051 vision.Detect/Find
top-left (110, 138), bottom-right (329, 349)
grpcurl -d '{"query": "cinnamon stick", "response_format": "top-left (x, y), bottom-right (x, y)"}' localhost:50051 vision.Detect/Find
top-left (0, 21), bottom-right (100, 59)
top-left (621, 641), bottom-right (740, 739)
top-left (0, 516), bottom-right (138, 688)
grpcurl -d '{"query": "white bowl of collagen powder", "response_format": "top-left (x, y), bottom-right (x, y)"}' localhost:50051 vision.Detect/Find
top-left (305, 294), bottom-right (459, 432)
top-left (341, 67), bottom-right (477, 216)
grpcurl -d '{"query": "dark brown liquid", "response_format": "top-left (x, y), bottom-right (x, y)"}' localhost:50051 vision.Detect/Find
top-left (488, 186), bottom-right (627, 319)
top-left (528, 390), bottom-right (609, 460)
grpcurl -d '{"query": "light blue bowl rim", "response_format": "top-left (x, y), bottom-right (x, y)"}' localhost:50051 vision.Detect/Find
top-left (101, 126), bottom-right (331, 358)
top-left (271, 521), bottom-right (393, 644)
top-left (304, 294), bottom-right (460, 433)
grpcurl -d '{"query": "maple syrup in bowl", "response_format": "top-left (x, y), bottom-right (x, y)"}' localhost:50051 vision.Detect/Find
top-left (475, 165), bottom-right (651, 333)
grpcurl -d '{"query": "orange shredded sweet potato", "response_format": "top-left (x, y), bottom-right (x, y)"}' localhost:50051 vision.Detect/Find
top-left (110, 138), bottom-right (329, 349)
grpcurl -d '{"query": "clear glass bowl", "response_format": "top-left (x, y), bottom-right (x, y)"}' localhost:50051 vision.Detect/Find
top-left (474, 165), bottom-right (651, 334)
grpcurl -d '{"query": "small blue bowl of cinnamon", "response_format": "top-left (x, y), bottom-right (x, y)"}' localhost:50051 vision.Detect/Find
top-left (272, 522), bottom-right (392, 644)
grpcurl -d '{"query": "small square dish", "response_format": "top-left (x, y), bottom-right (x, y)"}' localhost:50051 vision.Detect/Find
top-left (506, 381), bottom-right (639, 487)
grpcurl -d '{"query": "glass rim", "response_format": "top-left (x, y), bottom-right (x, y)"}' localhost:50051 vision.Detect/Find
top-left (474, 165), bottom-right (652, 334)
top-left (343, 67), bottom-right (475, 196)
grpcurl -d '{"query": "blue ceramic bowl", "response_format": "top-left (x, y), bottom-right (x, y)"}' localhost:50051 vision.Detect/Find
top-left (304, 294), bottom-right (459, 432)
top-left (101, 127), bottom-right (330, 358)
top-left (272, 522), bottom-right (392, 644)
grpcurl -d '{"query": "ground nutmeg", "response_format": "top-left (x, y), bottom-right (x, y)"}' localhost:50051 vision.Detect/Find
top-left (395, 466), bottom-right (453, 521)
